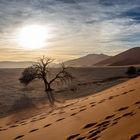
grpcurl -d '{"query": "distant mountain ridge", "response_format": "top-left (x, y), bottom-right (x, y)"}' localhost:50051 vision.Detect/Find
top-left (0, 54), bottom-right (111, 68)
top-left (0, 61), bottom-right (33, 68)
top-left (64, 54), bottom-right (111, 67)
top-left (95, 47), bottom-right (140, 66)
top-left (1, 47), bottom-right (139, 68)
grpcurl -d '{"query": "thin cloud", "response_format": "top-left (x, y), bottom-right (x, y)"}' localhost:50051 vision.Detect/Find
top-left (0, 0), bottom-right (140, 60)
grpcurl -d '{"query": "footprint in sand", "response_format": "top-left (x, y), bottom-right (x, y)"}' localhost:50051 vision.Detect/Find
top-left (89, 102), bottom-right (96, 105)
top-left (89, 129), bottom-right (96, 134)
top-left (87, 130), bottom-right (101, 139)
top-left (37, 116), bottom-right (46, 121)
top-left (130, 133), bottom-right (140, 140)
top-left (9, 124), bottom-right (19, 128)
top-left (111, 121), bottom-right (118, 126)
top-left (20, 122), bottom-right (28, 126)
top-left (64, 102), bottom-right (77, 108)
top-left (83, 122), bottom-right (97, 129)
top-left (121, 91), bottom-right (128, 95)
top-left (56, 118), bottom-right (65, 122)
top-left (88, 128), bottom-right (98, 134)
top-left (0, 128), bottom-right (8, 131)
top-left (30, 119), bottom-right (38, 123)
top-left (134, 101), bottom-right (140, 105)
top-left (14, 135), bottom-right (24, 139)
top-left (79, 108), bottom-right (87, 112)
top-left (87, 121), bottom-right (111, 139)
top-left (122, 111), bottom-right (136, 117)
top-left (98, 99), bottom-right (106, 104)
top-left (89, 125), bottom-right (107, 135)
top-left (114, 94), bottom-right (120, 97)
top-left (137, 106), bottom-right (140, 110)
top-left (96, 120), bottom-right (110, 127)
top-left (66, 134), bottom-right (80, 140)
top-left (70, 113), bottom-right (77, 116)
top-left (43, 123), bottom-right (52, 128)
top-left (104, 114), bottom-right (115, 120)
top-left (71, 108), bottom-right (77, 111)
top-left (29, 128), bottom-right (39, 133)
top-left (114, 116), bottom-right (122, 121)
top-left (108, 96), bottom-right (115, 100)
top-left (115, 111), bottom-right (135, 121)
top-left (117, 106), bottom-right (129, 112)
top-left (129, 89), bottom-right (135, 92)
top-left (90, 104), bottom-right (96, 108)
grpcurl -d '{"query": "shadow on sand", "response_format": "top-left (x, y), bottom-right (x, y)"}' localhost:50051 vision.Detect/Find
top-left (8, 95), bottom-right (37, 123)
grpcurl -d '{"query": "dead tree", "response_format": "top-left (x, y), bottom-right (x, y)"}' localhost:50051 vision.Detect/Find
top-left (19, 56), bottom-right (74, 105)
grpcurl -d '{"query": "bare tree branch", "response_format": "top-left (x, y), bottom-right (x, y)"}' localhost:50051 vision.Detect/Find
top-left (19, 56), bottom-right (74, 105)
top-left (49, 63), bottom-right (74, 85)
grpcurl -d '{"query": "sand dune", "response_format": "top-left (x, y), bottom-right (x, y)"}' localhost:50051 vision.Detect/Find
top-left (0, 76), bottom-right (140, 140)
top-left (95, 47), bottom-right (140, 66)
top-left (64, 54), bottom-right (110, 67)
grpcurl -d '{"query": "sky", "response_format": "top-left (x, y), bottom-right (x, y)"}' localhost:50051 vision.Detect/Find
top-left (0, 0), bottom-right (140, 61)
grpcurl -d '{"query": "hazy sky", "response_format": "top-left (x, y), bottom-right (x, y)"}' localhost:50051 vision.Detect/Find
top-left (0, 0), bottom-right (140, 61)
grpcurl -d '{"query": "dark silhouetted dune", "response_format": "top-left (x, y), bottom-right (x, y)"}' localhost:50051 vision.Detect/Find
top-left (64, 54), bottom-right (111, 67)
top-left (95, 47), bottom-right (140, 66)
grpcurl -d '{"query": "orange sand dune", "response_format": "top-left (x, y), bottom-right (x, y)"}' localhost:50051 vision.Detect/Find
top-left (0, 77), bottom-right (140, 140)
top-left (95, 47), bottom-right (140, 66)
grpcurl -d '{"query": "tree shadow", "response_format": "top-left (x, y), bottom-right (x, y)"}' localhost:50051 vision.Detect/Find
top-left (8, 94), bottom-right (37, 123)
top-left (10, 94), bottom-right (35, 112)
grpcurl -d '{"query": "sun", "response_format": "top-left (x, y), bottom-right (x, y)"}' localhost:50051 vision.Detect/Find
top-left (17, 25), bottom-right (48, 50)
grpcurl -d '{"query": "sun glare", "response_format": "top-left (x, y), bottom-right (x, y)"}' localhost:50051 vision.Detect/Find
top-left (17, 25), bottom-right (48, 50)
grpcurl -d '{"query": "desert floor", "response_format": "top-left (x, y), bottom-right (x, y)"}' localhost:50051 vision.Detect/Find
top-left (0, 75), bottom-right (140, 140)
top-left (0, 67), bottom-right (129, 118)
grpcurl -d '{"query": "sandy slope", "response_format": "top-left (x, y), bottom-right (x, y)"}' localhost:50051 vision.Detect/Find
top-left (64, 54), bottom-right (110, 67)
top-left (95, 47), bottom-right (140, 66)
top-left (0, 77), bottom-right (140, 140)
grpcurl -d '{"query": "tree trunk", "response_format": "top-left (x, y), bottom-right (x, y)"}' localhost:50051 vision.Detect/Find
top-left (47, 84), bottom-right (55, 105)
top-left (46, 91), bottom-right (54, 105)
top-left (44, 81), bottom-right (55, 105)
